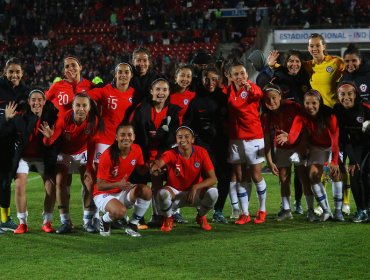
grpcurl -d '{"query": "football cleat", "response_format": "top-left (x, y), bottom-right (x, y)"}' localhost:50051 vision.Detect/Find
top-left (352, 210), bottom-right (368, 223)
top-left (41, 222), bottom-right (55, 233)
top-left (212, 210), bottom-right (228, 224)
top-left (333, 209), bottom-right (345, 222)
top-left (294, 201), bottom-right (304, 215)
top-left (56, 222), bottom-right (73, 234)
top-left (320, 211), bottom-right (333, 222)
top-left (161, 216), bottom-right (174, 232)
top-left (276, 209), bottom-right (293, 221)
top-left (0, 227), bottom-right (5, 234)
top-left (306, 209), bottom-right (318, 222)
top-left (99, 218), bottom-right (111, 237)
top-left (125, 223), bottom-right (141, 237)
top-left (83, 222), bottom-right (97, 233)
top-left (235, 214), bottom-right (251, 225)
top-left (173, 212), bottom-right (188, 224)
top-left (0, 217), bottom-right (18, 232)
top-left (196, 215), bottom-right (212, 231)
top-left (230, 209), bottom-right (240, 219)
top-left (14, 224), bottom-right (28, 234)
top-left (342, 204), bottom-right (351, 216)
top-left (254, 210), bottom-right (267, 224)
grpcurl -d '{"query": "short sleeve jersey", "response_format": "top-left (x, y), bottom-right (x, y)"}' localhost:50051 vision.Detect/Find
top-left (93, 143), bottom-right (144, 196)
top-left (161, 145), bottom-right (214, 191)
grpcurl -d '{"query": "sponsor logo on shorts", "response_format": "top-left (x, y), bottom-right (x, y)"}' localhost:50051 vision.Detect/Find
top-left (131, 159), bottom-right (136, 166)
top-left (326, 66), bottom-right (333, 73)
top-left (103, 194), bottom-right (109, 198)
top-left (360, 84), bottom-right (367, 92)
top-left (194, 162), bottom-right (200, 168)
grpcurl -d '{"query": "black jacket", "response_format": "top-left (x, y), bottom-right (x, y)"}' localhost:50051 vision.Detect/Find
top-left (129, 69), bottom-right (158, 106)
top-left (341, 63), bottom-right (370, 101)
top-left (130, 100), bottom-right (180, 161)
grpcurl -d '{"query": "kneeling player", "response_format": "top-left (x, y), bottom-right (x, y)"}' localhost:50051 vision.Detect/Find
top-left (93, 124), bottom-right (152, 237)
top-left (150, 126), bottom-right (218, 232)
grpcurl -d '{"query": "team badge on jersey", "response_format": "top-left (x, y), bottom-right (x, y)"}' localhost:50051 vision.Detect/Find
top-left (194, 162), bottom-right (200, 168)
top-left (84, 128), bottom-right (90, 134)
top-left (129, 97), bottom-right (133, 103)
top-left (356, 116), bottom-right (364, 123)
top-left (326, 66), bottom-right (333, 73)
top-left (240, 91), bottom-right (248, 99)
top-left (131, 159), bottom-right (137, 166)
top-left (360, 84), bottom-right (367, 92)
top-left (183, 99), bottom-right (189, 105)
top-left (96, 152), bottom-right (102, 160)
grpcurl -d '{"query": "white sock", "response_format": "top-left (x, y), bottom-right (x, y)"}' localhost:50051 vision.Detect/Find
top-left (312, 183), bottom-right (328, 211)
top-left (305, 195), bottom-right (315, 210)
top-left (42, 212), bottom-right (53, 224)
top-left (255, 178), bottom-right (267, 212)
top-left (158, 189), bottom-right (173, 217)
top-left (60, 213), bottom-right (71, 224)
top-left (229, 181), bottom-right (240, 211)
top-left (332, 181), bottom-right (343, 210)
top-left (282, 196), bottom-right (290, 210)
top-left (17, 211), bottom-right (28, 225)
top-left (199, 188), bottom-right (218, 216)
top-left (83, 209), bottom-right (94, 225)
top-left (237, 182), bottom-right (249, 215)
top-left (102, 212), bottom-right (113, 223)
top-left (131, 198), bottom-right (151, 225)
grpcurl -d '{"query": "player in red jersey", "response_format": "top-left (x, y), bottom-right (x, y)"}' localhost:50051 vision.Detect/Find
top-left (169, 64), bottom-right (196, 125)
top-left (261, 84), bottom-right (316, 222)
top-left (300, 90), bottom-right (341, 222)
top-left (39, 93), bottom-right (104, 233)
top-left (226, 59), bottom-right (267, 225)
top-left (150, 126), bottom-right (218, 232)
top-left (88, 62), bottom-right (135, 163)
top-left (46, 56), bottom-right (93, 117)
top-left (94, 124), bottom-right (152, 237)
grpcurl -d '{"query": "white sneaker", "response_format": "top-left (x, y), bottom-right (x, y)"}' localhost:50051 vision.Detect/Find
top-left (320, 211), bottom-right (332, 222)
top-left (230, 209), bottom-right (240, 219)
top-left (125, 223), bottom-right (141, 237)
top-left (342, 204), bottom-right (350, 216)
top-left (99, 218), bottom-right (111, 237)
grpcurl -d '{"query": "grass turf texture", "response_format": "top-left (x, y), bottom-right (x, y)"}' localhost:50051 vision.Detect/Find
top-left (1, 172), bottom-right (369, 280)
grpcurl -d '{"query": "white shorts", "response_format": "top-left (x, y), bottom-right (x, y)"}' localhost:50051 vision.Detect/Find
top-left (228, 138), bottom-right (265, 165)
top-left (16, 158), bottom-right (44, 175)
top-left (93, 188), bottom-right (135, 213)
top-left (307, 145), bottom-right (331, 166)
top-left (57, 151), bottom-right (87, 174)
top-left (274, 148), bottom-right (304, 168)
top-left (164, 186), bottom-right (212, 210)
top-left (94, 143), bottom-right (110, 163)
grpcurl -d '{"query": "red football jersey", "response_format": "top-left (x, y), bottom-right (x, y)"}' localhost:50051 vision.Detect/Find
top-left (161, 145), bottom-right (214, 191)
top-left (169, 89), bottom-right (195, 125)
top-left (89, 84), bottom-right (134, 145)
top-left (23, 118), bottom-right (42, 158)
top-left (261, 100), bottom-right (304, 149)
top-left (93, 143), bottom-right (144, 196)
top-left (305, 114), bottom-right (339, 165)
top-left (46, 78), bottom-right (93, 116)
top-left (227, 81), bottom-right (264, 140)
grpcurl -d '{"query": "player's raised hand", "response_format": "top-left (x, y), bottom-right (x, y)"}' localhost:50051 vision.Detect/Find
top-left (38, 121), bottom-right (54, 138)
top-left (5, 101), bottom-right (18, 121)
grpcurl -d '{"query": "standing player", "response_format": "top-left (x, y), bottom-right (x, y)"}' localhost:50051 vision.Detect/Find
top-left (0, 57), bottom-right (29, 232)
top-left (226, 59), bottom-right (267, 225)
top-left (151, 126), bottom-right (218, 232)
top-left (94, 124), bottom-right (152, 237)
top-left (39, 93), bottom-right (104, 233)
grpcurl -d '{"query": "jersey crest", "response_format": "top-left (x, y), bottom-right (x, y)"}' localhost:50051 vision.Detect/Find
top-left (326, 66), bottom-right (333, 73)
top-left (359, 84), bottom-right (367, 92)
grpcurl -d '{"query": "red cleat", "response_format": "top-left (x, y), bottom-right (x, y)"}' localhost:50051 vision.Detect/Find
top-left (41, 221), bottom-right (55, 233)
top-left (14, 224), bottom-right (28, 234)
top-left (161, 216), bottom-right (174, 232)
top-left (196, 215), bottom-right (212, 231)
top-left (235, 214), bottom-right (251, 225)
top-left (254, 210), bottom-right (267, 224)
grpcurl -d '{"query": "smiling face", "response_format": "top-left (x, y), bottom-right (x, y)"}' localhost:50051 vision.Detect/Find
top-left (202, 71), bottom-right (219, 93)
top-left (304, 94), bottom-right (321, 116)
top-left (64, 58), bottom-right (82, 81)
top-left (337, 84), bottom-right (357, 109)
top-left (229, 65), bottom-right (248, 90)
top-left (308, 37), bottom-right (326, 61)
top-left (28, 92), bottom-right (46, 117)
top-left (343, 53), bottom-right (361, 74)
top-left (175, 68), bottom-right (192, 90)
top-left (176, 128), bottom-right (194, 152)
top-left (286, 55), bottom-right (302, 76)
top-left (5, 63), bottom-right (23, 87)
top-left (133, 52), bottom-right (150, 76)
top-left (115, 64), bottom-right (133, 88)
top-left (116, 125), bottom-right (135, 150)
top-left (264, 90), bottom-right (282, 111)
top-left (151, 80), bottom-right (170, 104)
top-left (72, 96), bottom-right (90, 123)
